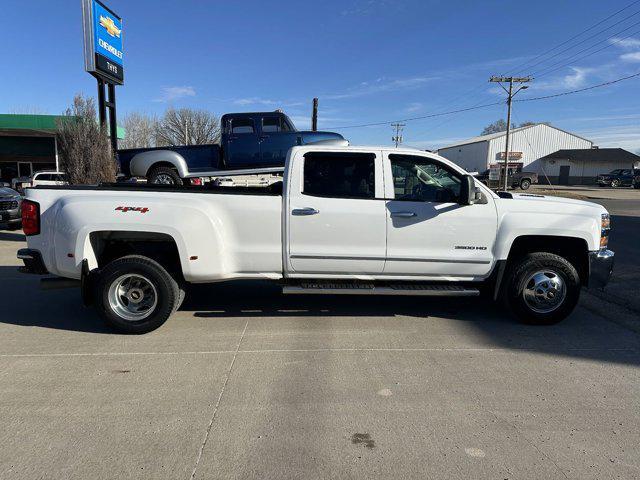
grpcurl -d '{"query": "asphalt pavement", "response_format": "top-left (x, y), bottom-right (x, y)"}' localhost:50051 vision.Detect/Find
top-left (0, 189), bottom-right (639, 479)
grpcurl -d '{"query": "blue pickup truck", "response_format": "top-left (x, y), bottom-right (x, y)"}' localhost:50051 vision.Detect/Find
top-left (118, 111), bottom-right (346, 185)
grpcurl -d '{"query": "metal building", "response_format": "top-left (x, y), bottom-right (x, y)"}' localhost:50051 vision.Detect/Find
top-left (437, 124), bottom-right (593, 182)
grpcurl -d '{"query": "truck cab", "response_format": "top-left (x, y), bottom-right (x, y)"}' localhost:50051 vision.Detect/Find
top-left (119, 110), bottom-right (346, 183)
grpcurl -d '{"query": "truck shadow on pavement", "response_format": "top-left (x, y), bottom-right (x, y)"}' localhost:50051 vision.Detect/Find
top-left (0, 266), bottom-right (109, 333)
top-left (0, 231), bottom-right (25, 242)
top-left (186, 280), bottom-right (640, 367)
top-left (1, 269), bottom-right (639, 366)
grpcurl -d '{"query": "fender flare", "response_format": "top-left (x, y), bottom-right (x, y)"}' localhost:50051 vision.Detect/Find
top-left (129, 150), bottom-right (189, 178)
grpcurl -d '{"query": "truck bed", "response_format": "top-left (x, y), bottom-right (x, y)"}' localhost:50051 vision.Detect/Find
top-left (33, 181), bottom-right (284, 196)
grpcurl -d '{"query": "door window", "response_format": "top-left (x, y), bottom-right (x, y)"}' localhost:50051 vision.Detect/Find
top-left (303, 153), bottom-right (375, 199)
top-left (262, 116), bottom-right (292, 133)
top-left (231, 118), bottom-right (255, 134)
top-left (389, 154), bottom-right (461, 203)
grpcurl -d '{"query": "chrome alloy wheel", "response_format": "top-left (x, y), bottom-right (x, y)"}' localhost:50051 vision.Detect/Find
top-left (522, 270), bottom-right (567, 314)
top-left (108, 274), bottom-right (158, 321)
top-left (154, 174), bottom-right (175, 185)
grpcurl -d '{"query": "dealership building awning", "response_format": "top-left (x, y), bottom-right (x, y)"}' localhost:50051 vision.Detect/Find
top-left (0, 114), bottom-right (124, 183)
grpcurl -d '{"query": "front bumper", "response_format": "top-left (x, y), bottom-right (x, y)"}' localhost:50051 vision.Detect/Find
top-left (588, 249), bottom-right (614, 289)
top-left (17, 248), bottom-right (49, 275)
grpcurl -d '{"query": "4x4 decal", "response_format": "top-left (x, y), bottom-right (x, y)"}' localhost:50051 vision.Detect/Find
top-left (115, 206), bottom-right (149, 214)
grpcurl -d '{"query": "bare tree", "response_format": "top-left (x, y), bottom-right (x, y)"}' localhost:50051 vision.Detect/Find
top-left (156, 107), bottom-right (221, 146)
top-left (120, 112), bottom-right (159, 149)
top-left (481, 119), bottom-right (550, 135)
top-left (55, 94), bottom-right (117, 185)
top-left (481, 119), bottom-right (513, 135)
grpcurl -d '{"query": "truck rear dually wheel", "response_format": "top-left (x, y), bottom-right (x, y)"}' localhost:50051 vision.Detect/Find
top-left (505, 252), bottom-right (580, 325)
top-left (94, 255), bottom-right (179, 334)
top-left (148, 166), bottom-right (183, 186)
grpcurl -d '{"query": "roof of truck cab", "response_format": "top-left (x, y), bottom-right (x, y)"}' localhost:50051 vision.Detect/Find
top-left (221, 111), bottom-right (285, 117)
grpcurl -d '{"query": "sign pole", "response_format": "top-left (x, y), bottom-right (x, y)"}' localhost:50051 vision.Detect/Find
top-left (97, 78), bottom-right (107, 128)
top-left (107, 83), bottom-right (118, 154)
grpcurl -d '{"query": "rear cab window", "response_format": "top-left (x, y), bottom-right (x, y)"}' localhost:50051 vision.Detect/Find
top-left (303, 152), bottom-right (377, 199)
top-left (231, 118), bottom-right (255, 134)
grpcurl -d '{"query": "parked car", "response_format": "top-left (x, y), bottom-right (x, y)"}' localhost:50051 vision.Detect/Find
top-left (597, 168), bottom-right (639, 188)
top-left (474, 168), bottom-right (538, 189)
top-left (19, 145), bottom-right (613, 334)
top-left (117, 110), bottom-right (346, 185)
top-left (0, 186), bottom-right (22, 230)
top-left (12, 171), bottom-right (68, 192)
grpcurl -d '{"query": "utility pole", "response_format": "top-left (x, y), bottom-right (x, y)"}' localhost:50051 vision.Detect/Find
top-left (392, 123), bottom-right (405, 147)
top-left (311, 98), bottom-right (319, 132)
top-left (489, 76), bottom-right (532, 191)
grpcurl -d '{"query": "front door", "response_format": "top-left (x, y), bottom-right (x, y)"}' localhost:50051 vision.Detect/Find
top-left (225, 117), bottom-right (260, 168)
top-left (287, 150), bottom-right (386, 274)
top-left (258, 115), bottom-right (298, 166)
top-left (384, 153), bottom-right (498, 278)
top-left (559, 165), bottom-right (570, 185)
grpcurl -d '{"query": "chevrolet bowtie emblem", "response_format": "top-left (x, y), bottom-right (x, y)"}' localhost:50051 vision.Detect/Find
top-left (99, 15), bottom-right (121, 38)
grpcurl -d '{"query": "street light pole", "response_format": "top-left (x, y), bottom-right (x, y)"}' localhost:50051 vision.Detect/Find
top-left (489, 76), bottom-right (532, 191)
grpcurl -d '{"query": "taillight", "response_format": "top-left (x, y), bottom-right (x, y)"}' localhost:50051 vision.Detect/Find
top-left (22, 200), bottom-right (40, 236)
top-left (190, 178), bottom-right (203, 186)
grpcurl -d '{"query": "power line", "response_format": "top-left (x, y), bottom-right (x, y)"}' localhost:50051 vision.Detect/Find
top-left (407, 3), bottom-right (640, 137)
top-left (532, 21), bottom-right (640, 78)
top-left (508, 0), bottom-right (640, 74)
top-left (516, 70), bottom-right (640, 102)
top-left (326, 71), bottom-right (640, 130)
top-left (324, 101), bottom-right (504, 130)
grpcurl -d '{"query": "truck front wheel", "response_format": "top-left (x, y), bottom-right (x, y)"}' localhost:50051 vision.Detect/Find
top-left (520, 179), bottom-right (531, 190)
top-left (94, 255), bottom-right (179, 334)
top-left (148, 166), bottom-right (183, 186)
top-left (505, 253), bottom-right (580, 325)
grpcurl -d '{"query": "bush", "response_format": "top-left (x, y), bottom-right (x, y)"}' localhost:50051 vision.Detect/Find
top-left (56, 94), bottom-right (117, 185)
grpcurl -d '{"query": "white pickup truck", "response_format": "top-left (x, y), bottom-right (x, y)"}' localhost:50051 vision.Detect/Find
top-left (18, 146), bottom-right (614, 333)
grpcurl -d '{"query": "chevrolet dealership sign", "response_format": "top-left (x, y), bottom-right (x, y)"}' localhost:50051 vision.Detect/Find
top-left (82, 0), bottom-right (124, 84)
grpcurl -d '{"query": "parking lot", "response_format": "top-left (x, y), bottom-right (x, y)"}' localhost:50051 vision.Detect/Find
top-left (1, 189), bottom-right (639, 479)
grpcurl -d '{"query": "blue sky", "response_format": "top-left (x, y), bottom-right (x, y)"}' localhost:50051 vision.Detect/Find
top-left (3, 0), bottom-right (640, 151)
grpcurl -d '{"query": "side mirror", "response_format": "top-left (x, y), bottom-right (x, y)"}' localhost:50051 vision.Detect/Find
top-left (459, 174), bottom-right (480, 205)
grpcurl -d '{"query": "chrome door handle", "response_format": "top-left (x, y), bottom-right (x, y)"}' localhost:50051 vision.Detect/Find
top-left (391, 211), bottom-right (416, 218)
top-left (292, 207), bottom-right (319, 216)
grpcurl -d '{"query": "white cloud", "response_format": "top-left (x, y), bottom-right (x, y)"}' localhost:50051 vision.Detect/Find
top-left (153, 86), bottom-right (196, 102)
top-left (578, 125), bottom-right (640, 151)
top-left (610, 37), bottom-right (640, 49)
top-left (323, 75), bottom-right (437, 100)
top-left (562, 67), bottom-right (591, 88)
top-left (404, 102), bottom-right (423, 113)
top-left (231, 97), bottom-right (305, 108)
top-left (532, 66), bottom-right (595, 91)
top-left (620, 52), bottom-right (640, 62)
top-left (233, 97), bottom-right (277, 106)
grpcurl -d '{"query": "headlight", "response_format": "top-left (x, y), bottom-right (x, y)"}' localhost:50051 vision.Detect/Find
top-left (600, 213), bottom-right (610, 249)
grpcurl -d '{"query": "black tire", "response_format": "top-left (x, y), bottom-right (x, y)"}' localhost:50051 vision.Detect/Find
top-left (148, 166), bottom-right (183, 186)
top-left (94, 255), bottom-right (178, 334)
top-left (611, 179), bottom-right (620, 188)
top-left (520, 179), bottom-right (531, 190)
top-left (634, 183), bottom-right (640, 189)
top-left (505, 252), bottom-right (581, 325)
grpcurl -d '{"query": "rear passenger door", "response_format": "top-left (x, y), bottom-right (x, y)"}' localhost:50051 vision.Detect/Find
top-left (287, 150), bottom-right (386, 274)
